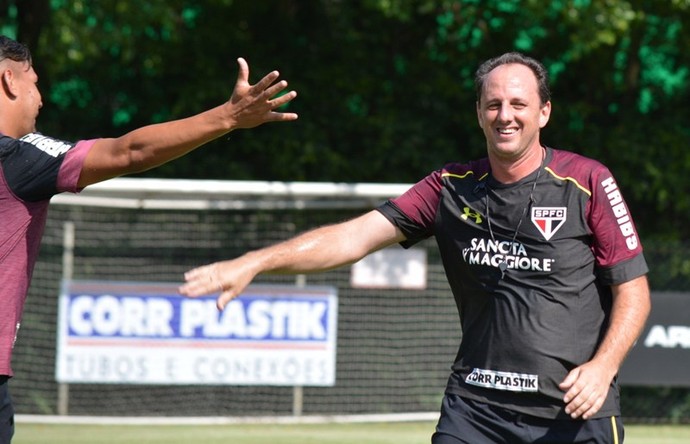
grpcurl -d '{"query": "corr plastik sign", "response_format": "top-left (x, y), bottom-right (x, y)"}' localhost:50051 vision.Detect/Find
top-left (55, 280), bottom-right (338, 386)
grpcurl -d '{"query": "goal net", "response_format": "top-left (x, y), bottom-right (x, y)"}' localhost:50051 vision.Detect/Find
top-left (13, 178), bottom-right (460, 418)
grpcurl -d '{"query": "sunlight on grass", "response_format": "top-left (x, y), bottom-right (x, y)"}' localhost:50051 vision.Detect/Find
top-left (13, 421), bottom-right (690, 444)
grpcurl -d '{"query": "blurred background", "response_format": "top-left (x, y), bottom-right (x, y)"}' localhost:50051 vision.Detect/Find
top-left (3, 0), bottom-right (689, 424)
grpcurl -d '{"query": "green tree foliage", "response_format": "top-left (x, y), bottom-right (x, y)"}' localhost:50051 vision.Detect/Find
top-left (3, 0), bottom-right (690, 240)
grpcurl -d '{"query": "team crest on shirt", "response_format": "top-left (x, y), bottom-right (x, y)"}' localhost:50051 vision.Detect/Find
top-left (531, 207), bottom-right (566, 240)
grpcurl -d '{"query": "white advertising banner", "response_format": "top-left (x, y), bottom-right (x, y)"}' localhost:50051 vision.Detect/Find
top-left (350, 247), bottom-right (427, 289)
top-left (55, 280), bottom-right (338, 386)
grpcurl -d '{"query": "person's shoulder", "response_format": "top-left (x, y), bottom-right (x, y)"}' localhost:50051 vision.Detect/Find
top-left (0, 133), bottom-right (20, 158)
top-left (548, 147), bottom-right (610, 176)
top-left (550, 147), bottom-right (608, 167)
top-left (18, 132), bottom-right (75, 155)
top-left (0, 133), bottom-right (18, 144)
top-left (546, 147), bottom-right (614, 194)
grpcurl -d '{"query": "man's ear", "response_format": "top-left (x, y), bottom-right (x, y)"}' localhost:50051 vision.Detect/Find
top-left (1, 69), bottom-right (17, 98)
top-left (476, 101), bottom-right (483, 128)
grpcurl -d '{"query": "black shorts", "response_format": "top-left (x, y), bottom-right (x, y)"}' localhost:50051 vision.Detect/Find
top-left (0, 376), bottom-right (13, 444)
top-left (432, 394), bottom-right (624, 444)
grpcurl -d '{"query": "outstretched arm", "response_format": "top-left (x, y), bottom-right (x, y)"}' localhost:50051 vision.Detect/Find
top-left (559, 275), bottom-right (651, 419)
top-left (77, 57), bottom-right (297, 187)
top-left (179, 210), bottom-right (405, 310)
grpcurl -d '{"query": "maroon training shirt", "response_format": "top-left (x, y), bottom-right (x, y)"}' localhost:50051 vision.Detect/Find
top-left (0, 133), bottom-right (94, 376)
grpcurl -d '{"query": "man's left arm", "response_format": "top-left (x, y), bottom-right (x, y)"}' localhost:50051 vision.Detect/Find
top-left (559, 275), bottom-right (651, 419)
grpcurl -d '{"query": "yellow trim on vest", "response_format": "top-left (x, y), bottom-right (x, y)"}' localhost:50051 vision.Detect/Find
top-left (442, 167), bottom-right (591, 197)
top-left (611, 416), bottom-right (619, 444)
top-left (441, 171), bottom-right (473, 180)
top-left (544, 167), bottom-right (592, 196)
top-left (441, 171), bottom-right (489, 181)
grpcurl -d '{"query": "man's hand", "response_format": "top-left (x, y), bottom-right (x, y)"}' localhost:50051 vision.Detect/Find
top-left (225, 57), bottom-right (298, 129)
top-left (179, 255), bottom-right (259, 311)
top-left (559, 359), bottom-right (617, 419)
top-left (560, 276), bottom-right (650, 420)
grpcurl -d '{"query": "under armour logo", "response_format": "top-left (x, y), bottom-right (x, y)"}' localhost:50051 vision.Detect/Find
top-left (461, 207), bottom-right (482, 224)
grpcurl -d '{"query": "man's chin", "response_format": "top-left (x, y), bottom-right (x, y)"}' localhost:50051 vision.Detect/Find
top-left (491, 144), bottom-right (520, 158)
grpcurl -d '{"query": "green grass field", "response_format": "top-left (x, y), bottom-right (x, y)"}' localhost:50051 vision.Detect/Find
top-left (12, 421), bottom-right (690, 444)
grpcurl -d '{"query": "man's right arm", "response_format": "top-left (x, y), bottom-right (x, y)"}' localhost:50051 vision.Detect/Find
top-left (77, 58), bottom-right (297, 188)
top-left (179, 210), bottom-right (405, 310)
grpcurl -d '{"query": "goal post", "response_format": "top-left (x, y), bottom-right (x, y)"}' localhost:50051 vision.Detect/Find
top-left (13, 178), bottom-right (460, 419)
top-left (50, 177), bottom-right (415, 210)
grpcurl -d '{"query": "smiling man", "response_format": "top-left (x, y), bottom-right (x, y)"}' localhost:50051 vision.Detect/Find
top-left (180, 52), bottom-right (650, 444)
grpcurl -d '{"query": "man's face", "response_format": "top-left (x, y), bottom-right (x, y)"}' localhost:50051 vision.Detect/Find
top-left (4, 60), bottom-right (42, 136)
top-left (476, 63), bottom-right (550, 161)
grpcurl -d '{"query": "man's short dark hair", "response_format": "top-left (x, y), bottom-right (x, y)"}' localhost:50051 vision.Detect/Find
top-left (0, 35), bottom-right (32, 64)
top-left (475, 52), bottom-right (550, 105)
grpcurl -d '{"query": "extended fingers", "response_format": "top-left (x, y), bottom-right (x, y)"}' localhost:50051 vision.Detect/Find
top-left (230, 58), bottom-right (298, 123)
top-left (564, 387), bottom-right (605, 419)
top-left (234, 57), bottom-right (284, 100)
top-left (251, 68), bottom-right (282, 95)
top-left (179, 264), bottom-right (220, 297)
top-left (255, 79), bottom-right (297, 114)
top-left (180, 263), bottom-right (244, 312)
top-left (249, 65), bottom-right (295, 103)
top-left (269, 89), bottom-right (298, 108)
top-left (235, 57), bottom-right (250, 86)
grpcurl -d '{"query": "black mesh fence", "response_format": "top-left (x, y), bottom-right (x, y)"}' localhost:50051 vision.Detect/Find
top-left (9, 202), bottom-right (690, 423)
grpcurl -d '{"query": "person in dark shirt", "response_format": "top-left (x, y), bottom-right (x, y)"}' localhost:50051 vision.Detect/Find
top-left (0, 34), bottom-right (297, 443)
top-left (181, 52), bottom-right (650, 444)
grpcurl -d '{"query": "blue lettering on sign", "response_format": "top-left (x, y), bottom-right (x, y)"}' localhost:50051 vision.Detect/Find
top-left (66, 293), bottom-right (331, 343)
